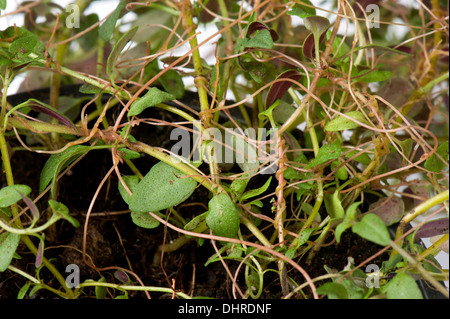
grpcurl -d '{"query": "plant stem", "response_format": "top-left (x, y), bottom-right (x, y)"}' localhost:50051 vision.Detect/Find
top-left (419, 233), bottom-right (449, 260)
top-left (390, 240), bottom-right (449, 298)
top-left (0, 215), bottom-right (61, 235)
top-left (391, 189), bottom-right (449, 260)
top-left (125, 140), bottom-right (215, 193)
top-left (180, 0), bottom-right (211, 125)
top-left (78, 281), bottom-right (191, 299)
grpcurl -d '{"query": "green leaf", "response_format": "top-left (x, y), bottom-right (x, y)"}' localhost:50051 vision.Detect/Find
top-left (304, 16), bottom-right (331, 37)
top-left (286, 228), bottom-right (315, 259)
top-left (128, 87), bottom-right (175, 117)
top-left (48, 200), bottom-right (80, 228)
top-left (306, 139), bottom-right (342, 168)
top-left (99, 0), bottom-right (126, 41)
top-left (324, 189), bottom-right (345, 219)
top-left (159, 69), bottom-right (185, 99)
top-left (331, 160), bottom-right (348, 180)
top-left (106, 26), bottom-right (139, 82)
top-left (0, 0), bottom-right (6, 10)
top-left (95, 276), bottom-right (107, 299)
top-left (118, 175), bottom-right (140, 205)
top-left (287, 1), bottom-right (316, 18)
top-left (353, 70), bottom-right (392, 83)
top-left (386, 272), bottom-right (423, 299)
top-left (117, 147), bottom-right (140, 160)
top-left (338, 278), bottom-right (367, 299)
top-left (352, 213), bottom-right (391, 246)
top-left (206, 193), bottom-right (240, 238)
top-left (0, 185), bottom-right (31, 207)
top-left (316, 282), bottom-right (348, 299)
top-left (335, 221), bottom-right (353, 243)
top-left (78, 14), bottom-right (99, 52)
top-left (128, 161), bottom-right (197, 213)
top-left (242, 28), bottom-right (274, 49)
top-left (240, 177), bottom-right (272, 202)
top-left (0, 232), bottom-right (21, 272)
top-left (424, 141), bottom-right (449, 172)
top-left (131, 212), bottom-right (160, 229)
top-left (39, 145), bottom-right (90, 197)
top-left (230, 178), bottom-right (249, 199)
top-left (325, 111), bottom-right (369, 131)
top-left (17, 282), bottom-right (32, 299)
top-left (184, 212), bottom-right (208, 233)
top-left (345, 150), bottom-right (371, 165)
top-left (232, 133), bottom-right (260, 175)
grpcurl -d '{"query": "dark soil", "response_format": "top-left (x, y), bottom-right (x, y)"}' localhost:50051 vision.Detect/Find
top-left (1, 89), bottom-right (389, 299)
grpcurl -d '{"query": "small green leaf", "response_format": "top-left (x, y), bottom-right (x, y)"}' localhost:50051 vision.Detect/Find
top-left (324, 189), bottom-right (345, 219)
top-left (331, 160), bottom-right (348, 180)
top-left (159, 69), bottom-right (185, 99)
top-left (106, 26), bottom-right (139, 82)
top-left (99, 0), bottom-right (126, 41)
top-left (17, 282), bottom-right (32, 299)
top-left (325, 111), bottom-right (369, 131)
top-left (184, 212), bottom-right (208, 233)
top-left (0, 0), bottom-right (6, 10)
top-left (353, 70), bottom-right (392, 83)
top-left (95, 276), bottom-right (107, 299)
top-left (242, 28), bottom-right (274, 49)
top-left (352, 213), bottom-right (391, 246)
top-left (206, 193), bottom-right (240, 238)
top-left (0, 232), bottom-right (21, 272)
top-left (48, 200), bottom-right (80, 228)
top-left (286, 228), bottom-right (315, 259)
top-left (424, 141), bottom-right (448, 172)
top-left (316, 282), bottom-right (348, 299)
top-left (386, 272), bottom-right (423, 299)
top-left (0, 185), bottom-right (31, 207)
top-left (128, 87), bottom-right (175, 117)
top-left (40, 145), bottom-right (90, 197)
top-left (118, 175), bottom-right (140, 205)
top-left (335, 221), bottom-right (353, 243)
top-left (230, 178), bottom-right (249, 199)
top-left (117, 147), bottom-right (140, 160)
top-left (345, 150), bottom-right (371, 165)
top-left (287, 1), bottom-right (316, 18)
top-left (306, 139), bottom-right (342, 168)
top-left (304, 16), bottom-right (331, 37)
top-left (131, 212), bottom-right (160, 229)
top-left (240, 177), bottom-right (272, 202)
top-left (129, 161), bottom-right (197, 213)
top-left (232, 133), bottom-right (260, 175)
top-left (346, 201), bottom-right (362, 221)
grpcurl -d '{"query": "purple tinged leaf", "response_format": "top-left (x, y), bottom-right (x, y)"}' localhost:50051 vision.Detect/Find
top-left (36, 239), bottom-right (44, 268)
top-left (114, 269), bottom-right (130, 283)
top-left (17, 191), bottom-right (39, 220)
top-left (265, 70), bottom-right (302, 107)
top-left (302, 30), bottom-right (326, 59)
top-left (26, 99), bottom-right (77, 132)
top-left (247, 21), bottom-right (279, 42)
top-left (303, 16), bottom-right (330, 37)
top-left (415, 218), bottom-right (449, 239)
top-left (390, 45), bottom-right (413, 55)
top-left (368, 196), bottom-right (404, 226)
